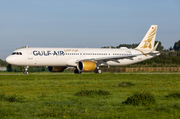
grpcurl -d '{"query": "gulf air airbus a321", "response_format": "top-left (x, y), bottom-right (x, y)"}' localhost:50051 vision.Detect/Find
top-left (6, 25), bottom-right (160, 74)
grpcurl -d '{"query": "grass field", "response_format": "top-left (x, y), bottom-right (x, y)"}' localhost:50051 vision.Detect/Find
top-left (0, 73), bottom-right (180, 118)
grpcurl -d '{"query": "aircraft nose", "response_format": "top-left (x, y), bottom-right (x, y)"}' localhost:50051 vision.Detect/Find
top-left (6, 56), bottom-right (15, 64)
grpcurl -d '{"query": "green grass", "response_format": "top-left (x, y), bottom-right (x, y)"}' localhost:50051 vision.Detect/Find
top-left (0, 73), bottom-right (180, 118)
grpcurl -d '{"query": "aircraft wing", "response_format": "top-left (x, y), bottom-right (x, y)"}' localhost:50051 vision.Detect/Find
top-left (81, 53), bottom-right (145, 63)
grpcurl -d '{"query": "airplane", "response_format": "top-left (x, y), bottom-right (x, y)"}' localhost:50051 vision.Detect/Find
top-left (6, 25), bottom-right (160, 74)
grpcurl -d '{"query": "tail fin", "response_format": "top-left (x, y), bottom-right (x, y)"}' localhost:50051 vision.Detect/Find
top-left (135, 25), bottom-right (158, 53)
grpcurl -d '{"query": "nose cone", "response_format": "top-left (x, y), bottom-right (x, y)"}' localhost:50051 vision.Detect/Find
top-left (6, 56), bottom-right (16, 65)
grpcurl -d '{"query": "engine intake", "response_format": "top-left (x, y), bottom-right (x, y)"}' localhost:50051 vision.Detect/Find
top-left (77, 61), bottom-right (96, 72)
top-left (47, 66), bottom-right (66, 72)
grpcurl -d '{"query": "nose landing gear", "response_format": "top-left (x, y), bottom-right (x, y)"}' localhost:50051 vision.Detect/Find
top-left (24, 66), bottom-right (29, 74)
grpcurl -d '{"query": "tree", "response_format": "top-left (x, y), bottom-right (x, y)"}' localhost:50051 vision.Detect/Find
top-left (116, 44), bottom-right (138, 49)
top-left (6, 64), bottom-right (12, 72)
top-left (169, 47), bottom-right (173, 51)
top-left (101, 46), bottom-right (115, 48)
top-left (173, 40), bottom-right (180, 51)
top-left (102, 41), bottom-right (164, 51)
top-left (155, 41), bottom-right (164, 51)
top-left (0, 59), bottom-right (8, 66)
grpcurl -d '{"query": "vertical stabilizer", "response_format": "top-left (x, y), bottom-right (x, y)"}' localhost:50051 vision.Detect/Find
top-left (135, 25), bottom-right (157, 53)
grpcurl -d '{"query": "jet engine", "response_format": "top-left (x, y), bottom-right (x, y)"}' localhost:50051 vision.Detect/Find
top-left (77, 61), bottom-right (96, 72)
top-left (47, 66), bottom-right (66, 72)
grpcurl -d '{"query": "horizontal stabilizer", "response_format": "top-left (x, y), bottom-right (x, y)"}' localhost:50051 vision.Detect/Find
top-left (151, 42), bottom-right (159, 53)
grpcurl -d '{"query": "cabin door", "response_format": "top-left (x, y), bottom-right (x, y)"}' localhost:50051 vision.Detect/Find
top-left (28, 50), bottom-right (33, 59)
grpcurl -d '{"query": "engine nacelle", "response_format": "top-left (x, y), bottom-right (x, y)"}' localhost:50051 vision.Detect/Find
top-left (77, 61), bottom-right (96, 72)
top-left (47, 66), bottom-right (66, 72)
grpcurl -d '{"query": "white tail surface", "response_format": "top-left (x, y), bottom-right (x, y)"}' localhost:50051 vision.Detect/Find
top-left (135, 25), bottom-right (158, 53)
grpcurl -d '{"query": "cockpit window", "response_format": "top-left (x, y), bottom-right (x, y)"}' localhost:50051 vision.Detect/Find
top-left (12, 52), bottom-right (16, 55)
top-left (12, 52), bottom-right (22, 55)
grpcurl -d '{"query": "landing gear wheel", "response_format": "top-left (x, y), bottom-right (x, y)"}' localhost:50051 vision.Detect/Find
top-left (74, 68), bottom-right (82, 74)
top-left (94, 69), bottom-right (102, 74)
top-left (94, 69), bottom-right (98, 73)
top-left (98, 69), bottom-right (102, 74)
top-left (24, 71), bottom-right (28, 74)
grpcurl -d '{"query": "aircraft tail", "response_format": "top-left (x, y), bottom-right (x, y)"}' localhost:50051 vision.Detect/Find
top-left (135, 25), bottom-right (158, 53)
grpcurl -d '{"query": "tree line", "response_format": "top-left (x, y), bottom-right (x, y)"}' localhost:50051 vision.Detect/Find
top-left (0, 59), bottom-right (7, 67)
top-left (102, 40), bottom-right (180, 52)
top-left (102, 41), bottom-right (164, 51)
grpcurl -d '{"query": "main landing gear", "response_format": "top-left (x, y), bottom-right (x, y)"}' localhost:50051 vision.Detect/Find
top-left (74, 67), bottom-right (102, 74)
top-left (94, 67), bottom-right (102, 74)
top-left (74, 68), bottom-right (82, 74)
top-left (24, 66), bottom-right (29, 74)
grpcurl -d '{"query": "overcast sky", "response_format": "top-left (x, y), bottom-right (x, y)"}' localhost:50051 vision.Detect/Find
top-left (1, 0), bottom-right (180, 60)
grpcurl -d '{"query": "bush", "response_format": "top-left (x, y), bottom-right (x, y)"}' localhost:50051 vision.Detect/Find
top-left (0, 107), bottom-right (15, 117)
top-left (123, 92), bottom-right (155, 106)
top-left (116, 81), bottom-right (135, 87)
top-left (0, 93), bottom-right (19, 102)
top-left (166, 92), bottom-right (180, 98)
top-left (155, 104), bottom-right (180, 112)
top-left (6, 95), bottom-right (18, 102)
top-left (0, 93), bottom-right (5, 99)
top-left (75, 89), bottom-right (110, 96)
top-left (6, 64), bottom-right (12, 72)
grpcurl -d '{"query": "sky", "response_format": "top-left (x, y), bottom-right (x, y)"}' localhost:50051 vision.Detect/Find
top-left (0, 0), bottom-right (180, 60)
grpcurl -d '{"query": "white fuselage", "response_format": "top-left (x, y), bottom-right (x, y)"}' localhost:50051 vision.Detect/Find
top-left (6, 47), bottom-right (157, 67)
top-left (5, 25), bottom-right (160, 74)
